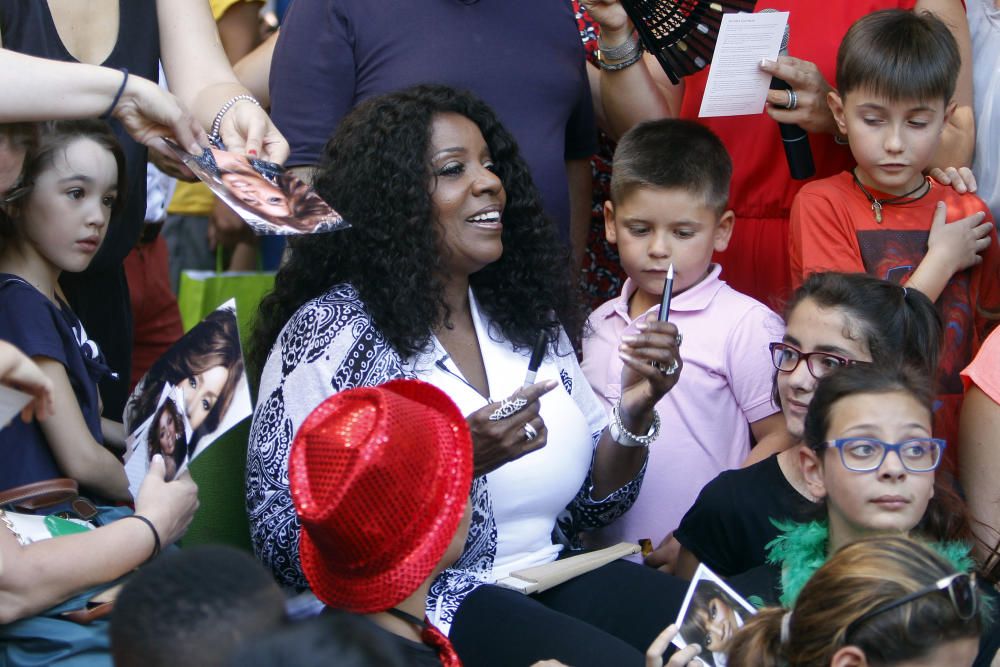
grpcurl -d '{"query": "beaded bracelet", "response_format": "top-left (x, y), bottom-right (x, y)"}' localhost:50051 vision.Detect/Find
top-left (597, 41), bottom-right (645, 72)
top-left (100, 68), bottom-right (130, 120)
top-left (609, 399), bottom-right (660, 448)
top-left (210, 94), bottom-right (262, 141)
top-left (125, 514), bottom-right (161, 563)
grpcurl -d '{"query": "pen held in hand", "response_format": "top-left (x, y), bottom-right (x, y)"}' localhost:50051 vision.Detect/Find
top-left (523, 331), bottom-right (549, 388)
top-left (658, 264), bottom-right (675, 322)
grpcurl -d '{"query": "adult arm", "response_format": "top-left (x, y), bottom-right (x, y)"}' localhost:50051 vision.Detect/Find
top-left (234, 31), bottom-right (277, 108)
top-left (959, 384), bottom-right (1000, 563)
top-left (580, 1), bottom-right (682, 139)
top-left (915, 0), bottom-right (976, 170)
top-left (35, 358), bottom-right (131, 502)
top-left (216, 0), bottom-right (263, 63)
top-left (0, 457), bottom-right (197, 624)
top-left (0, 339), bottom-right (54, 423)
top-left (156, 0), bottom-right (287, 161)
top-left (0, 49), bottom-right (204, 155)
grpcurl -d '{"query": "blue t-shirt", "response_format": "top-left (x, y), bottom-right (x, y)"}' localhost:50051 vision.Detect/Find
top-left (268, 0), bottom-right (596, 240)
top-left (0, 275), bottom-right (112, 491)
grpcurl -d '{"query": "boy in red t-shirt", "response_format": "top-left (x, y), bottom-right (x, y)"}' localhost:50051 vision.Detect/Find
top-left (788, 9), bottom-right (1000, 453)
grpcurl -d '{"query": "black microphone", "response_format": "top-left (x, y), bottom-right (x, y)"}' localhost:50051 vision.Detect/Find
top-left (766, 20), bottom-right (815, 180)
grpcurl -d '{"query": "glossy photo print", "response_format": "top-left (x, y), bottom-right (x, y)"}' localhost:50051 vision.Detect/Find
top-left (672, 564), bottom-right (757, 666)
top-left (122, 301), bottom-right (252, 493)
top-left (163, 138), bottom-right (348, 235)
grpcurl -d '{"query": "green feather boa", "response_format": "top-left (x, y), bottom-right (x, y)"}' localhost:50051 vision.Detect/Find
top-left (765, 519), bottom-right (975, 608)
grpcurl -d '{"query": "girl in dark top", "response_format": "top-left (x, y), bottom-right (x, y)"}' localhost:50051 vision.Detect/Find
top-left (0, 119), bottom-right (130, 502)
top-left (673, 272), bottom-right (943, 578)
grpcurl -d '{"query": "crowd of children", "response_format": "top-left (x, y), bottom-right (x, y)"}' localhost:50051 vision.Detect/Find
top-left (0, 3), bottom-right (998, 667)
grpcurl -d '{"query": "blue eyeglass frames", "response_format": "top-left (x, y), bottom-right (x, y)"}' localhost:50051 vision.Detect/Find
top-left (825, 437), bottom-right (946, 473)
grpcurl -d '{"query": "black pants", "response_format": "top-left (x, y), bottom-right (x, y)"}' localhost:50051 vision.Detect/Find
top-left (449, 560), bottom-right (688, 667)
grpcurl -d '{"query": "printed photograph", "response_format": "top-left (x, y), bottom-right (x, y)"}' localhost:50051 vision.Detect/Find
top-left (163, 138), bottom-right (348, 235)
top-left (672, 564), bottom-right (757, 666)
top-left (123, 301), bottom-right (251, 492)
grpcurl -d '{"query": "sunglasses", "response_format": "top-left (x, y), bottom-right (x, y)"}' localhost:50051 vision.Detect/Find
top-left (845, 572), bottom-right (978, 639)
top-left (768, 342), bottom-right (864, 380)
top-left (825, 437), bottom-right (946, 473)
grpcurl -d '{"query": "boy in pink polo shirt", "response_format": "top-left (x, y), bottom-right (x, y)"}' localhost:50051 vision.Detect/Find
top-left (581, 119), bottom-right (790, 569)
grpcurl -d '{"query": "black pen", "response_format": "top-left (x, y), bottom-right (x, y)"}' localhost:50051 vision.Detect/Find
top-left (658, 264), bottom-right (675, 322)
top-left (523, 330), bottom-right (548, 388)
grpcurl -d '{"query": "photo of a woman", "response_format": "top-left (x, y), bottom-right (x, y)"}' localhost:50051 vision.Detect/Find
top-left (146, 397), bottom-right (188, 481)
top-left (677, 570), bottom-right (754, 666)
top-left (125, 305), bottom-right (249, 459)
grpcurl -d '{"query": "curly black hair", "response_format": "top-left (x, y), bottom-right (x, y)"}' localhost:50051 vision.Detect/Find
top-left (249, 84), bottom-right (582, 375)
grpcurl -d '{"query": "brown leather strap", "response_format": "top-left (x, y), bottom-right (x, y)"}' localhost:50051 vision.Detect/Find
top-left (0, 478), bottom-right (79, 510)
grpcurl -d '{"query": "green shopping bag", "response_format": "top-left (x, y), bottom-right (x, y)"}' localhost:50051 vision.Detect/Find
top-left (177, 249), bottom-right (276, 337)
top-left (176, 249), bottom-right (275, 551)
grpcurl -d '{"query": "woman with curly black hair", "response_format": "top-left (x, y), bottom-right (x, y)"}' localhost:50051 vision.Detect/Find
top-left (247, 84), bottom-right (689, 665)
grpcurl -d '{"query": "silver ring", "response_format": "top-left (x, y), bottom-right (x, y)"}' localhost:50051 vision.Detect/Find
top-left (651, 358), bottom-right (680, 376)
top-left (489, 396), bottom-right (528, 422)
top-left (785, 89), bottom-right (798, 110)
top-left (523, 422), bottom-right (538, 441)
top-left (676, 332), bottom-right (683, 347)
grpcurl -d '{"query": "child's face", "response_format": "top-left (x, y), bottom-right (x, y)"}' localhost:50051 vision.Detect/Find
top-left (23, 138), bottom-right (117, 274)
top-left (802, 390), bottom-right (935, 545)
top-left (777, 298), bottom-right (873, 439)
top-left (828, 87), bottom-right (953, 196)
top-left (604, 187), bottom-right (733, 315)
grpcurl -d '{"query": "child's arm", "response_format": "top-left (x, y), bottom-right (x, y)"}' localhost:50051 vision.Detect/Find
top-left (904, 201), bottom-right (991, 302)
top-left (742, 413), bottom-right (796, 467)
top-left (34, 358), bottom-right (131, 502)
top-left (100, 418), bottom-right (126, 455)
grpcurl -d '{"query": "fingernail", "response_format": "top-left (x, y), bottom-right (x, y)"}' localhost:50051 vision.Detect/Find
top-left (759, 58), bottom-right (775, 68)
top-left (248, 149), bottom-right (258, 156)
top-left (636, 321), bottom-right (649, 331)
top-left (622, 335), bottom-right (638, 344)
top-left (938, 201), bottom-right (945, 208)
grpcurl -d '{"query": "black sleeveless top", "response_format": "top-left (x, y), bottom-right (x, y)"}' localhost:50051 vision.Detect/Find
top-left (0, 0), bottom-right (160, 416)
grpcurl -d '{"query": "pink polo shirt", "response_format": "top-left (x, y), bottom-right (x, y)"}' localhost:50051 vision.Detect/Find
top-left (581, 264), bottom-right (784, 546)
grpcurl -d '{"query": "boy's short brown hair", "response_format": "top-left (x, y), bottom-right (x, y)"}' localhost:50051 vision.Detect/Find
top-left (836, 9), bottom-right (960, 104)
top-left (610, 119), bottom-right (731, 215)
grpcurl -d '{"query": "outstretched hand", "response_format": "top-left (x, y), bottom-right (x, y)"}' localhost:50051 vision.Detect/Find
top-left (0, 340), bottom-right (54, 423)
top-left (115, 75), bottom-right (207, 157)
top-left (217, 101), bottom-right (289, 164)
top-left (466, 380), bottom-right (558, 477)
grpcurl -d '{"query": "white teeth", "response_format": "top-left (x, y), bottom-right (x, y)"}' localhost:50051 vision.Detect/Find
top-left (468, 211), bottom-right (501, 223)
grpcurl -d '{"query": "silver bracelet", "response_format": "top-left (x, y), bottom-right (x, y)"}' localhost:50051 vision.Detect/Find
top-left (597, 31), bottom-right (639, 62)
top-left (609, 399), bottom-right (660, 448)
top-left (210, 94), bottom-right (262, 140)
top-left (598, 40), bottom-right (645, 72)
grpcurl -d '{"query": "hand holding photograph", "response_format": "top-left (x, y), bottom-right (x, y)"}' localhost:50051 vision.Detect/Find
top-left (672, 564), bottom-right (757, 666)
top-left (163, 138), bottom-right (349, 236)
top-left (122, 300), bottom-right (252, 494)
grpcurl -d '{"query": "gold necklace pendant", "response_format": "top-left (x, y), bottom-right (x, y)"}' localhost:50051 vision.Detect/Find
top-left (872, 199), bottom-right (883, 224)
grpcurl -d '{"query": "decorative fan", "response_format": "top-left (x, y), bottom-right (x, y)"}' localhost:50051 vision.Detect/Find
top-left (620, 0), bottom-right (758, 84)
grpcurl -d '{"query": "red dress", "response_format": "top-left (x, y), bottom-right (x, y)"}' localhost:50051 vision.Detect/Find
top-left (679, 0), bottom-right (916, 309)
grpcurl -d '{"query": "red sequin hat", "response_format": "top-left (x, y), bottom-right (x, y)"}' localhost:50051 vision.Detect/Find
top-left (289, 379), bottom-right (473, 613)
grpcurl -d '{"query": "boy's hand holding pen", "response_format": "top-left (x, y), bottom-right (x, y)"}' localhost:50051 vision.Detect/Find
top-left (619, 264), bottom-right (683, 423)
